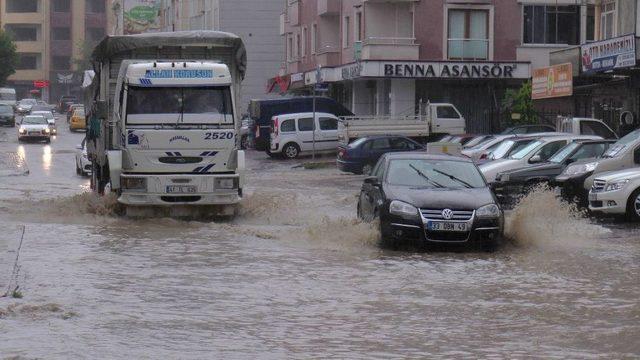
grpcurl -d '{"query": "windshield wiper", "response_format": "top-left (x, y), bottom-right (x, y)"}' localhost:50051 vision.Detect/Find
top-left (431, 168), bottom-right (474, 188)
top-left (409, 165), bottom-right (444, 188)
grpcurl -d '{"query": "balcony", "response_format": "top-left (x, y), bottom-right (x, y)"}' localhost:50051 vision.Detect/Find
top-left (361, 37), bottom-right (419, 61)
top-left (316, 45), bottom-right (340, 67)
top-left (318, 0), bottom-right (340, 17)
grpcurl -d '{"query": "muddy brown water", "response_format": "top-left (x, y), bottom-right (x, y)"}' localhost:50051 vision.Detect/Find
top-left (0, 125), bottom-right (639, 358)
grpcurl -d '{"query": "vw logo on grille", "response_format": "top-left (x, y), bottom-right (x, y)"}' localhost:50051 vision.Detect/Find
top-left (441, 209), bottom-right (454, 220)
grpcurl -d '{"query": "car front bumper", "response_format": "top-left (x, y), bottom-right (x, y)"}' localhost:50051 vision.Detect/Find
top-left (588, 191), bottom-right (627, 215)
top-left (551, 172), bottom-right (592, 205)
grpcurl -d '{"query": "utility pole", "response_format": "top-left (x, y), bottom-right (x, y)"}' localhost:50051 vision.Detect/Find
top-left (312, 65), bottom-right (321, 160)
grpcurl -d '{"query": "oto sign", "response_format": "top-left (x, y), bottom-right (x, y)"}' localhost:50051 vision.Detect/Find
top-left (33, 80), bottom-right (50, 89)
top-left (532, 63), bottom-right (573, 100)
top-left (581, 34), bottom-right (636, 74)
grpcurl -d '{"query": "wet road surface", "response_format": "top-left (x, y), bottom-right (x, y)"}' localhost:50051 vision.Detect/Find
top-left (0, 119), bottom-right (639, 358)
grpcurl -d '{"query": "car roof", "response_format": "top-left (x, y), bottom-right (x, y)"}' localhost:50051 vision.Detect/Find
top-left (361, 135), bottom-right (415, 141)
top-left (272, 112), bottom-right (335, 119)
top-left (24, 115), bottom-right (45, 118)
top-left (382, 152), bottom-right (473, 163)
top-left (31, 110), bottom-right (52, 114)
top-left (574, 139), bottom-right (617, 144)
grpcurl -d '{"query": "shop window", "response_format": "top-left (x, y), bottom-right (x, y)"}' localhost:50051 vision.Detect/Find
top-left (52, 56), bottom-right (71, 70)
top-left (448, 9), bottom-right (489, 60)
top-left (5, 25), bottom-right (38, 41)
top-left (319, 117), bottom-right (338, 131)
top-left (52, 0), bottom-right (70, 12)
top-left (16, 53), bottom-right (39, 70)
top-left (600, 2), bottom-right (616, 39)
top-left (86, 0), bottom-right (105, 13)
top-left (52, 27), bottom-right (71, 41)
top-left (6, 0), bottom-right (38, 13)
top-left (298, 118), bottom-right (315, 132)
top-left (523, 5), bottom-right (580, 45)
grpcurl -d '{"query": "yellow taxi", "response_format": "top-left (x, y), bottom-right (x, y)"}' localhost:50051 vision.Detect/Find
top-left (69, 107), bottom-right (86, 131)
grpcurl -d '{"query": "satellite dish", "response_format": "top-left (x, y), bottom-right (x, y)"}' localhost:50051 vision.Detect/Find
top-left (620, 111), bottom-right (634, 125)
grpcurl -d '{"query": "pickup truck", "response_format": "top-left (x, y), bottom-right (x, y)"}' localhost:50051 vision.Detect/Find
top-left (337, 102), bottom-right (466, 145)
top-left (556, 117), bottom-right (618, 140)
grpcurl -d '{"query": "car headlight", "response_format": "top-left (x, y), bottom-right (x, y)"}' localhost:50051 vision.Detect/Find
top-left (121, 177), bottom-right (147, 191)
top-left (44, 128), bottom-right (50, 133)
top-left (18, 127), bottom-right (26, 134)
top-left (389, 200), bottom-right (419, 217)
top-left (214, 177), bottom-right (237, 189)
top-left (476, 203), bottom-right (501, 218)
top-left (561, 162), bottom-right (598, 176)
top-left (605, 179), bottom-right (629, 192)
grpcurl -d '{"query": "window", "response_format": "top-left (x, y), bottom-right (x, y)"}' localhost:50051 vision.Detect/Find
top-left (52, 27), bottom-right (71, 41)
top-left (355, 11), bottom-right (362, 42)
top-left (311, 23), bottom-right (317, 54)
top-left (437, 106), bottom-right (461, 119)
top-left (370, 138), bottom-right (391, 150)
top-left (390, 138), bottom-right (417, 150)
top-left (569, 143), bottom-right (607, 161)
top-left (343, 16), bottom-right (351, 48)
top-left (523, 6), bottom-right (580, 45)
top-left (296, 33), bottom-right (301, 59)
top-left (301, 27), bottom-right (307, 57)
top-left (5, 25), bottom-right (38, 41)
top-left (6, 0), bottom-right (38, 13)
top-left (52, 56), bottom-right (70, 70)
top-left (448, 9), bottom-right (489, 60)
top-left (319, 117), bottom-right (338, 131)
top-left (52, 0), bottom-right (70, 12)
top-left (534, 141), bottom-right (567, 161)
top-left (581, 121), bottom-right (616, 139)
top-left (600, 1), bottom-right (616, 39)
top-left (287, 36), bottom-right (293, 62)
top-left (586, 6), bottom-right (595, 42)
top-left (298, 118), bottom-right (315, 132)
top-left (16, 53), bottom-right (39, 70)
top-left (86, 0), bottom-right (105, 13)
top-left (280, 119), bottom-right (295, 132)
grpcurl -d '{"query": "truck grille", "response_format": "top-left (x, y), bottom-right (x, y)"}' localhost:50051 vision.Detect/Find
top-left (592, 180), bottom-right (606, 193)
top-left (420, 209), bottom-right (474, 221)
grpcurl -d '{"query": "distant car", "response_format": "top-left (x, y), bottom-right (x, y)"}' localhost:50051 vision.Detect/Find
top-left (269, 112), bottom-right (340, 159)
top-left (337, 135), bottom-right (424, 175)
top-left (16, 99), bottom-right (37, 115)
top-left (67, 104), bottom-right (84, 122)
top-left (357, 152), bottom-right (503, 249)
top-left (500, 124), bottom-right (556, 135)
top-left (480, 135), bottom-right (602, 183)
top-left (492, 139), bottom-right (614, 205)
top-left (75, 138), bottom-right (92, 176)
top-left (18, 115), bottom-right (51, 143)
top-left (31, 104), bottom-right (55, 113)
top-left (30, 110), bottom-right (56, 135)
top-left (58, 95), bottom-right (77, 113)
top-left (0, 104), bottom-right (15, 127)
top-left (69, 108), bottom-right (86, 131)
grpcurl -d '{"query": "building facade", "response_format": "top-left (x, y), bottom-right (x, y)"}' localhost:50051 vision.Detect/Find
top-left (1, 0), bottom-right (112, 102)
top-left (274, 0), bottom-right (534, 133)
top-left (157, 0), bottom-right (284, 113)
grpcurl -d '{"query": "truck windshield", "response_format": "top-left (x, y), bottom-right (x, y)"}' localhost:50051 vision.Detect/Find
top-left (126, 86), bottom-right (233, 125)
top-left (0, 92), bottom-right (16, 101)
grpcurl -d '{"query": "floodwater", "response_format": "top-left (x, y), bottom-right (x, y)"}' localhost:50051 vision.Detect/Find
top-left (0, 120), bottom-right (639, 358)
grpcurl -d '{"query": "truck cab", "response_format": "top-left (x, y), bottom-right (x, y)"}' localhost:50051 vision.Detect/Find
top-left (556, 117), bottom-right (618, 140)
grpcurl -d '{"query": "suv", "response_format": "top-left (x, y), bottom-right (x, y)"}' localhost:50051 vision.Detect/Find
top-left (269, 112), bottom-right (340, 159)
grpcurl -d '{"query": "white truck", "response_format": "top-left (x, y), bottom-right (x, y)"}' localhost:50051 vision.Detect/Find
top-left (337, 102), bottom-right (466, 144)
top-left (0, 88), bottom-right (17, 108)
top-left (85, 31), bottom-right (247, 217)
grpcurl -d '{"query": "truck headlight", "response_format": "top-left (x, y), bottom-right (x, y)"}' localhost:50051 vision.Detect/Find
top-left (562, 162), bottom-right (598, 176)
top-left (389, 200), bottom-right (418, 217)
top-left (121, 177), bottom-right (147, 191)
top-left (215, 177), bottom-right (237, 189)
top-left (476, 203), bottom-right (501, 218)
top-left (605, 179), bottom-right (628, 192)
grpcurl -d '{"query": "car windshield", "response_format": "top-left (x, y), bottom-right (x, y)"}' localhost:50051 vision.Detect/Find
top-left (509, 140), bottom-right (544, 160)
top-left (74, 109), bottom-right (85, 117)
top-left (0, 105), bottom-right (12, 114)
top-left (32, 112), bottom-right (53, 119)
top-left (386, 159), bottom-right (486, 188)
top-left (549, 142), bottom-right (580, 163)
top-left (22, 116), bottom-right (47, 125)
top-left (603, 129), bottom-right (640, 158)
top-left (490, 139), bottom-right (516, 159)
top-left (466, 136), bottom-right (496, 150)
top-left (463, 136), bottom-right (489, 148)
top-left (349, 137), bottom-right (368, 148)
top-left (20, 99), bottom-right (37, 105)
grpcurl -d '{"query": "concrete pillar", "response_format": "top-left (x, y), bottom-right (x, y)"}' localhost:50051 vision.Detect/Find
top-left (390, 79), bottom-right (415, 116)
top-left (352, 80), bottom-right (371, 115)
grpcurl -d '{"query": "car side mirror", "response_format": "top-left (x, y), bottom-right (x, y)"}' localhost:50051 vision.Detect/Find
top-left (364, 176), bottom-right (380, 186)
top-left (529, 155), bottom-right (542, 164)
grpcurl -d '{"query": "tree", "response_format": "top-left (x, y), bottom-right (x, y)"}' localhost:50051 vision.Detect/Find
top-left (502, 80), bottom-right (537, 126)
top-left (73, 40), bottom-right (96, 72)
top-left (0, 30), bottom-right (18, 87)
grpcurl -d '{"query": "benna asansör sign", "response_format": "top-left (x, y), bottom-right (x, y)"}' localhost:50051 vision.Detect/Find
top-left (581, 34), bottom-right (636, 74)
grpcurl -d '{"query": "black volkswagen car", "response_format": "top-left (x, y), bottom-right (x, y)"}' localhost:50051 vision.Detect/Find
top-left (493, 139), bottom-right (614, 205)
top-left (357, 153), bottom-right (503, 249)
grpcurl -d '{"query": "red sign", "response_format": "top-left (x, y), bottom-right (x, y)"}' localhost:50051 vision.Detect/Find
top-left (33, 80), bottom-right (50, 88)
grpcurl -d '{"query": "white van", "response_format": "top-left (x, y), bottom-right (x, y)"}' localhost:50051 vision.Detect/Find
top-left (269, 112), bottom-right (340, 159)
top-left (0, 88), bottom-right (17, 107)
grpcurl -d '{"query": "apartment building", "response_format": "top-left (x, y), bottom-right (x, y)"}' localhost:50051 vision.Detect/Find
top-left (0, 0), bottom-right (111, 102)
top-left (275, 0), bottom-right (533, 133)
top-left (158, 0), bottom-right (284, 113)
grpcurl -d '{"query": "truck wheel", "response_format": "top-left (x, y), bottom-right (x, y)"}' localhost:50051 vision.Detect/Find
top-left (625, 188), bottom-right (640, 222)
top-left (282, 143), bottom-right (300, 159)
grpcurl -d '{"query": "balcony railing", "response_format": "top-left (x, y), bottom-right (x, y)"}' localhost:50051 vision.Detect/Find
top-left (447, 39), bottom-right (489, 60)
top-left (363, 37), bottom-right (416, 45)
top-left (316, 44), bottom-right (340, 55)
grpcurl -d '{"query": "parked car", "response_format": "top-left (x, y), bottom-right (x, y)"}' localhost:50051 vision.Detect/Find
top-left (0, 104), bottom-right (15, 127)
top-left (75, 138), bottom-right (92, 176)
top-left (69, 108), bottom-right (86, 131)
top-left (357, 152), bottom-right (503, 249)
top-left (501, 124), bottom-right (556, 135)
top-left (462, 135), bottom-right (493, 149)
top-left (268, 112), bottom-right (340, 159)
top-left (554, 128), bottom-right (640, 205)
top-left (588, 168), bottom-right (640, 221)
top-left (492, 139), bottom-right (614, 205)
top-left (337, 135), bottom-right (424, 175)
top-left (462, 135), bottom-right (516, 161)
top-left (16, 99), bottom-right (37, 115)
top-left (17, 115), bottom-right (51, 143)
top-left (479, 135), bottom-right (601, 183)
top-left (31, 110), bottom-right (56, 135)
top-left (0, 87), bottom-right (17, 108)
top-left (31, 103), bottom-right (56, 113)
top-left (58, 95), bottom-right (77, 113)
top-left (448, 134), bottom-right (478, 146)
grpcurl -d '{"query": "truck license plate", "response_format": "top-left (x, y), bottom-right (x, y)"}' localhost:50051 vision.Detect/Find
top-left (427, 221), bottom-right (469, 232)
top-left (166, 185), bottom-right (196, 194)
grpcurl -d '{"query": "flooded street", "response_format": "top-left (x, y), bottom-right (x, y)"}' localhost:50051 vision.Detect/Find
top-left (1, 120), bottom-right (639, 358)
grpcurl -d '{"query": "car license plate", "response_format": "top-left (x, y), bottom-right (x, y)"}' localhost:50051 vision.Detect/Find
top-left (588, 192), bottom-right (597, 201)
top-left (166, 185), bottom-right (196, 194)
top-left (427, 221), bottom-right (469, 232)
top-left (29, 131), bottom-right (40, 135)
